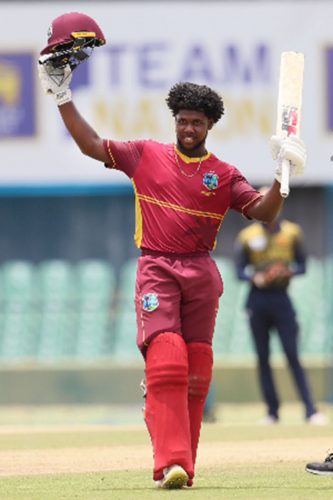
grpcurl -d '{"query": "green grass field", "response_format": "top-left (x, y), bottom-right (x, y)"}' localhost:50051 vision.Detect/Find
top-left (1, 403), bottom-right (333, 500)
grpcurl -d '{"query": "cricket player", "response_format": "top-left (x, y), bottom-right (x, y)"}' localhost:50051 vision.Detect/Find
top-left (37, 13), bottom-right (306, 489)
top-left (234, 194), bottom-right (326, 425)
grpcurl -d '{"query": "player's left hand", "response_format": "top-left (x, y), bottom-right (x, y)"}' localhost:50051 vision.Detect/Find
top-left (270, 135), bottom-right (306, 182)
top-left (37, 61), bottom-right (72, 106)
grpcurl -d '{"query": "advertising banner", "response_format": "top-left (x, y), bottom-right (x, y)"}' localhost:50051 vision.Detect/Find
top-left (0, 2), bottom-right (332, 191)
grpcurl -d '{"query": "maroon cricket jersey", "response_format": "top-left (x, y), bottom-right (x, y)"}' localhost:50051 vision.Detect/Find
top-left (103, 139), bottom-right (260, 253)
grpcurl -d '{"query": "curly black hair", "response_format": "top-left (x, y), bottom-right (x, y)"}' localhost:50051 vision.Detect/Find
top-left (166, 82), bottom-right (224, 124)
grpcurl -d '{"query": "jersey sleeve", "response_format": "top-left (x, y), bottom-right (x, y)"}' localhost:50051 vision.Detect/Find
top-left (103, 139), bottom-right (146, 178)
top-left (234, 236), bottom-right (252, 281)
top-left (292, 225), bottom-right (306, 275)
top-left (229, 168), bottom-right (262, 218)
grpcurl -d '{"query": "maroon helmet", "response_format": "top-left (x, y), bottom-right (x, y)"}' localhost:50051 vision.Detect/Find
top-left (41, 12), bottom-right (106, 55)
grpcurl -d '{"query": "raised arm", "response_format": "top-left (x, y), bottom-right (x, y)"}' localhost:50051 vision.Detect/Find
top-left (246, 181), bottom-right (284, 222)
top-left (58, 102), bottom-right (107, 162)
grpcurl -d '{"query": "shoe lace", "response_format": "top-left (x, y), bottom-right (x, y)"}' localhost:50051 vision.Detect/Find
top-left (324, 451), bottom-right (333, 463)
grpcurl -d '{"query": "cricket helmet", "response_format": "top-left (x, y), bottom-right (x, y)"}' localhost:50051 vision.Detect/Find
top-left (40, 12), bottom-right (106, 55)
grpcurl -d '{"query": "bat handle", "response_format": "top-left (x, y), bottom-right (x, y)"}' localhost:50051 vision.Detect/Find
top-left (280, 159), bottom-right (290, 198)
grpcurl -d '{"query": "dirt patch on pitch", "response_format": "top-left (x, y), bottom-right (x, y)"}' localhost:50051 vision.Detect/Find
top-left (0, 435), bottom-right (328, 477)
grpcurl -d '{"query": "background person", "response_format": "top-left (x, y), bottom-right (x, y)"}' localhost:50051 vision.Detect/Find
top-left (234, 194), bottom-right (327, 425)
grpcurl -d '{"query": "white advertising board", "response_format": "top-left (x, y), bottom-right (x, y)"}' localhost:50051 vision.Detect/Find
top-left (0, 1), bottom-right (332, 191)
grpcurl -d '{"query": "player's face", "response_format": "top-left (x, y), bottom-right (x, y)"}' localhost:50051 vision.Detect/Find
top-left (175, 110), bottom-right (213, 156)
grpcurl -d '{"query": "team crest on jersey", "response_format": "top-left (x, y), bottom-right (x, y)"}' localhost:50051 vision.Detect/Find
top-left (203, 172), bottom-right (219, 190)
top-left (142, 293), bottom-right (159, 312)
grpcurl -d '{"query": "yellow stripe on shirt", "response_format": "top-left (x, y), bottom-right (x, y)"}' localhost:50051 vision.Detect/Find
top-left (132, 181), bottom-right (143, 248)
top-left (137, 193), bottom-right (225, 221)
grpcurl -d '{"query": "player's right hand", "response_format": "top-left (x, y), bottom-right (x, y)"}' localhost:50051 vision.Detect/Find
top-left (37, 61), bottom-right (72, 106)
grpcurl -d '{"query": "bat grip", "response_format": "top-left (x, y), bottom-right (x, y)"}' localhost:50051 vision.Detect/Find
top-left (280, 159), bottom-right (290, 198)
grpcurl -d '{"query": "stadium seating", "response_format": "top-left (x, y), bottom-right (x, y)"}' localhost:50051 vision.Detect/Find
top-left (289, 257), bottom-right (327, 356)
top-left (214, 256), bottom-right (329, 360)
top-left (324, 254), bottom-right (333, 350)
top-left (2, 260), bottom-right (37, 306)
top-left (0, 256), bottom-right (330, 362)
top-left (36, 260), bottom-right (77, 360)
top-left (37, 259), bottom-right (75, 303)
top-left (0, 259), bottom-right (117, 361)
top-left (0, 260), bottom-right (39, 360)
top-left (112, 258), bottom-right (141, 361)
top-left (75, 260), bottom-right (116, 359)
top-left (213, 257), bottom-right (254, 357)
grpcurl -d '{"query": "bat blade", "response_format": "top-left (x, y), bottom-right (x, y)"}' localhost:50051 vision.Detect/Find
top-left (276, 51), bottom-right (304, 198)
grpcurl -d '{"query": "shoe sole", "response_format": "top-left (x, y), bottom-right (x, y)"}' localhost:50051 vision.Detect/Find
top-left (305, 467), bottom-right (333, 476)
top-left (161, 468), bottom-right (189, 489)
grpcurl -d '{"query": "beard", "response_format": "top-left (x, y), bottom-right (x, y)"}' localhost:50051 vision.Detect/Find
top-left (176, 132), bottom-right (208, 155)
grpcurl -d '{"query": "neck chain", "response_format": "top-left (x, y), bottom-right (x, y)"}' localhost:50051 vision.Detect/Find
top-left (174, 147), bottom-right (204, 178)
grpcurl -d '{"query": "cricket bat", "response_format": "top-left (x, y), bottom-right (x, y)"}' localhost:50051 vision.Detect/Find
top-left (276, 51), bottom-right (304, 198)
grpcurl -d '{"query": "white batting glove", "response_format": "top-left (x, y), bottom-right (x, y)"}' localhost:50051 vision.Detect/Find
top-left (270, 135), bottom-right (306, 183)
top-left (37, 61), bottom-right (72, 106)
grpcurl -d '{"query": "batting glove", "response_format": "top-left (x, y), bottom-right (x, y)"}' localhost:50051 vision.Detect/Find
top-left (38, 61), bottom-right (72, 106)
top-left (270, 135), bottom-right (306, 183)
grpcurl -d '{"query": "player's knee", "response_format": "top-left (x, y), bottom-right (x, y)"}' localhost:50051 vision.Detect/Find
top-left (146, 332), bottom-right (188, 388)
top-left (187, 343), bottom-right (213, 399)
